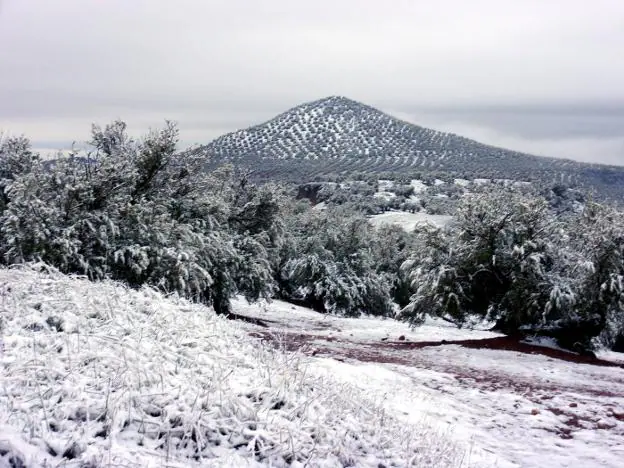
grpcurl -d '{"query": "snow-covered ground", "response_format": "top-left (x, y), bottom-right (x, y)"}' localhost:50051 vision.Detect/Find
top-left (236, 299), bottom-right (624, 468)
top-left (369, 210), bottom-right (453, 230)
top-left (474, 178), bottom-right (491, 186)
top-left (373, 191), bottom-right (396, 201)
top-left (596, 350), bottom-right (624, 365)
top-left (232, 298), bottom-right (499, 344)
top-left (377, 179), bottom-right (395, 191)
top-left (2, 266), bottom-right (623, 467)
top-left (0, 266), bottom-right (468, 468)
top-left (410, 179), bottom-right (428, 194)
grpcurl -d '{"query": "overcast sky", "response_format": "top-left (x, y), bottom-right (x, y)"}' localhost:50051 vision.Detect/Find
top-left (1, 0), bottom-right (623, 164)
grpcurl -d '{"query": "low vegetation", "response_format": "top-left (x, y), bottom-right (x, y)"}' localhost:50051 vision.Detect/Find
top-left (0, 266), bottom-right (465, 467)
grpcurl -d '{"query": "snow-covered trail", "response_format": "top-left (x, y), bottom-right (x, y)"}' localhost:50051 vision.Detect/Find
top-left (233, 299), bottom-right (624, 468)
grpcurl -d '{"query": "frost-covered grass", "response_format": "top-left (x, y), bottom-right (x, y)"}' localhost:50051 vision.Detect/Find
top-left (0, 265), bottom-right (465, 467)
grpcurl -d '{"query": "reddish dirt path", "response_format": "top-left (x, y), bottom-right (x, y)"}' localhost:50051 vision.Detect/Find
top-left (248, 325), bottom-right (624, 441)
top-left (248, 327), bottom-right (624, 368)
top-left (245, 315), bottom-right (624, 444)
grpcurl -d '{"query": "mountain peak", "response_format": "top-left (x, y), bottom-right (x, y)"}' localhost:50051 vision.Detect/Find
top-left (194, 97), bottom-right (624, 199)
top-left (299, 95), bottom-right (381, 114)
top-left (312, 95), bottom-right (362, 105)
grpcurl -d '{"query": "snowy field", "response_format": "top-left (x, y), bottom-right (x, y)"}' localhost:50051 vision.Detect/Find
top-left (1, 266), bottom-right (623, 467)
top-left (409, 179), bottom-right (428, 194)
top-left (369, 211), bottom-right (453, 230)
top-left (232, 297), bottom-right (499, 344)
top-left (236, 299), bottom-right (624, 468)
top-left (0, 266), bottom-right (468, 467)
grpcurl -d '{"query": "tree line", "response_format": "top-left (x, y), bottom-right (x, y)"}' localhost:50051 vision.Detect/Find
top-left (1, 122), bottom-right (622, 353)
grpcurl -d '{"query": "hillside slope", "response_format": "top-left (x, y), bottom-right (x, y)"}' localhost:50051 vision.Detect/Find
top-left (194, 96), bottom-right (624, 200)
top-left (0, 266), bottom-right (464, 468)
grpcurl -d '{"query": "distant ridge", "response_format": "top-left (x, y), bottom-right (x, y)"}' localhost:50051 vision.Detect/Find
top-left (194, 96), bottom-right (624, 200)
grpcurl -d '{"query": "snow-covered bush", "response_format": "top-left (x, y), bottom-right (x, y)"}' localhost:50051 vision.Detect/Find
top-left (0, 122), bottom-right (280, 314)
top-left (371, 223), bottom-right (417, 308)
top-left (277, 206), bottom-right (394, 317)
top-left (572, 202), bottom-right (624, 350)
top-left (0, 134), bottom-right (39, 213)
top-left (400, 186), bottom-right (624, 351)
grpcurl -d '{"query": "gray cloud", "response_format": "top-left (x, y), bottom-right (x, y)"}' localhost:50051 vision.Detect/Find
top-left (1, 0), bottom-right (623, 164)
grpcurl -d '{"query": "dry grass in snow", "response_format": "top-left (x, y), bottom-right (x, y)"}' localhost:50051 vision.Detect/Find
top-left (0, 265), bottom-right (466, 467)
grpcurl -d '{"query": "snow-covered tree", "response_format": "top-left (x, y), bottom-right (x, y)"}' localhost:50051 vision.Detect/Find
top-left (401, 188), bottom-right (560, 330)
top-left (277, 205), bottom-right (394, 317)
top-left (0, 134), bottom-right (39, 213)
top-left (0, 122), bottom-right (283, 315)
top-left (371, 223), bottom-right (417, 307)
top-left (572, 202), bottom-right (624, 350)
top-left (400, 186), bottom-right (624, 352)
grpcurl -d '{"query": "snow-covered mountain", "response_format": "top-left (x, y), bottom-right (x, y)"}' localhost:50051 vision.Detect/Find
top-left (195, 96), bottom-right (624, 199)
